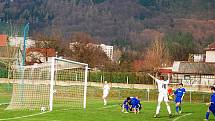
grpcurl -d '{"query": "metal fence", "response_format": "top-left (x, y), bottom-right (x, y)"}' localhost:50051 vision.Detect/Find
top-left (0, 79), bottom-right (213, 103)
top-left (87, 83), bottom-right (213, 103)
top-left (89, 71), bottom-right (153, 84)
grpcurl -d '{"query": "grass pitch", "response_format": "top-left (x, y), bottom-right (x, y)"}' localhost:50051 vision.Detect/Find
top-left (0, 83), bottom-right (213, 121)
top-left (0, 99), bottom-right (212, 121)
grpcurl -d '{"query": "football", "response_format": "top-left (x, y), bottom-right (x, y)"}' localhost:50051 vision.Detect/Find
top-left (41, 107), bottom-right (46, 112)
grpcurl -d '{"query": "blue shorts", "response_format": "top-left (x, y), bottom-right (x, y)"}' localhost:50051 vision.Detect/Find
top-left (122, 104), bottom-right (130, 111)
top-left (209, 104), bottom-right (215, 113)
top-left (175, 97), bottom-right (182, 103)
top-left (132, 103), bottom-right (141, 110)
top-left (132, 103), bottom-right (138, 108)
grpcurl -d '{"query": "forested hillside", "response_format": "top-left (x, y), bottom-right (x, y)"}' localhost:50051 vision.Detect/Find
top-left (0, 0), bottom-right (215, 68)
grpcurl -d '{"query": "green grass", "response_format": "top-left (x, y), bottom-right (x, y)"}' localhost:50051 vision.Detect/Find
top-left (0, 99), bottom-right (213, 121)
top-left (0, 83), bottom-right (213, 121)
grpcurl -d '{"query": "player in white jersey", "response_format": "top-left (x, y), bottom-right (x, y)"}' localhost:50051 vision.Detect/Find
top-left (102, 81), bottom-right (110, 105)
top-left (148, 74), bottom-right (172, 118)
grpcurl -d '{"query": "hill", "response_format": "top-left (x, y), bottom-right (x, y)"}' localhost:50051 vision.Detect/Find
top-left (0, 0), bottom-right (215, 50)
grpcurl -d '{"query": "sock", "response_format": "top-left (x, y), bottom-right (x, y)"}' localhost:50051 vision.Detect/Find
top-left (156, 102), bottom-right (161, 114)
top-left (179, 106), bottom-right (181, 111)
top-left (167, 105), bottom-right (171, 114)
top-left (206, 112), bottom-right (210, 119)
top-left (212, 111), bottom-right (215, 116)
top-left (104, 99), bottom-right (107, 105)
top-left (165, 102), bottom-right (171, 114)
top-left (176, 106), bottom-right (179, 113)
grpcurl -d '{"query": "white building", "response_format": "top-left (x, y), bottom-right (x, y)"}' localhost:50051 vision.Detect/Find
top-left (99, 44), bottom-right (113, 60)
top-left (193, 54), bottom-right (205, 62)
top-left (205, 42), bottom-right (215, 62)
top-left (8, 36), bottom-right (35, 49)
top-left (69, 42), bottom-right (114, 60)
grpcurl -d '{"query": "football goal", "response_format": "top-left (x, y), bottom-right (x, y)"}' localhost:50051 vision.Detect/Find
top-left (6, 57), bottom-right (88, 111)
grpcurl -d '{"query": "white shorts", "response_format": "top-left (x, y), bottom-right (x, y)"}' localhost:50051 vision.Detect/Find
top-left (158, 93), bottom-right (168, 102)
top-left (103, 93), bottom-right (109, 98)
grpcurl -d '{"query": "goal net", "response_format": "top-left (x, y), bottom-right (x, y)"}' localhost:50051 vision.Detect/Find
top-left (6, 57), bottom-right (88, 111)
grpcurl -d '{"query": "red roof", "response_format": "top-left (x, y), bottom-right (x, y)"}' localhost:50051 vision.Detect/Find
top-left (0, 35), bottom-right (7, 46)
top-left (159, 67), bottom-right (172, 74)
top-left (206, 42), bottom-right (215, 51)
top-left (26, 48), bottom-right (56, 57)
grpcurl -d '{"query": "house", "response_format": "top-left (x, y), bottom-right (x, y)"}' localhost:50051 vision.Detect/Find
top-left (205, 42), bottom-right (215, 62)
top-left (0, 35), bottom-right (36, 48)
top-left (172, 61), bottom-right (215, 85)
top-left (8, 36), bottom-right (35, 48)
top-left (188, 54), bottom-right (205, 62)
top-left (0, 35), bottom-right (18, 62)
top-left (159, 67), bottom-right (172, 74)
top-left (160, 42), bottom-right (215, 87)
top-left (26, 48), bottom-right (56, 65)
top-left (0, 34), bottom-right (8, 46)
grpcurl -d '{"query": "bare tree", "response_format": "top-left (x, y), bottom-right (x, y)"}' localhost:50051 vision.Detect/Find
top-left (67, 32), bottom-right (111, 69)
top-left (143, 36), bottom-right (171, 72)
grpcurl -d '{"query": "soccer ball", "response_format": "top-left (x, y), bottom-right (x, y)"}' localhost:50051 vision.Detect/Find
top-left (41, 107), bottom-right (46, 112)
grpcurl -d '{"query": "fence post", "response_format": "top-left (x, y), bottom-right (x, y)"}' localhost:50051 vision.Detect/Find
top-left (147, 87), bottom-right (150, 102)
top-left (75, 74), bottom-right (78, 81)
top-left (203, 94), bottom-right (205, 103)
top-left (126, 76), bottom-right (129, 85)
top-left (100, 75), bottom-right (103, 83)
top-left (118, 89), bottom-right (121, 99)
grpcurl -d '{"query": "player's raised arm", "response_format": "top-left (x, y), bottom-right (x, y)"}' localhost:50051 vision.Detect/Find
top-left (147, 73), bottom-right (159, 83)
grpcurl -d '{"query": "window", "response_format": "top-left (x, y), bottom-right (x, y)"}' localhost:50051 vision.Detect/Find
top-left (184, 75), bottom-right (190, 80)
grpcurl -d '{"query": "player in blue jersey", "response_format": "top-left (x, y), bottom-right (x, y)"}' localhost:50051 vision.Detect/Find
top-left (173, 83), bottom-right (186, 114)
top-left (204, 86), bottom-right (215, 121)
top-left (130, 96), bottom-right (142, 114)
top-left (121, 97), bottom-right (142, 114)
top-left (121, 97), bottom-right (131, 113)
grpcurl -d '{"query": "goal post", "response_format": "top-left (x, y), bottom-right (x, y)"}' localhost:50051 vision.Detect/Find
top-left (49, 57), bottom-right (55, 111)
top-left (83, 64), bottom-right (88, 109)
top-left (7, 57), bottom-right (88, 111)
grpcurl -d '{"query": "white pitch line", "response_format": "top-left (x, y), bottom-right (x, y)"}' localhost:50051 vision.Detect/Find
top-left (0, 103), bottom-right (9, 106)
top-left (172, 113), bottom-right (192, 121)
top-left (97, 105), bottom-right (118, 109)
top-left (0, 111), bottom-right (50, 121)
top-left (0, 104), bottom-right (118, 121)
top-left (0, 107), bottom-right (76, 121)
